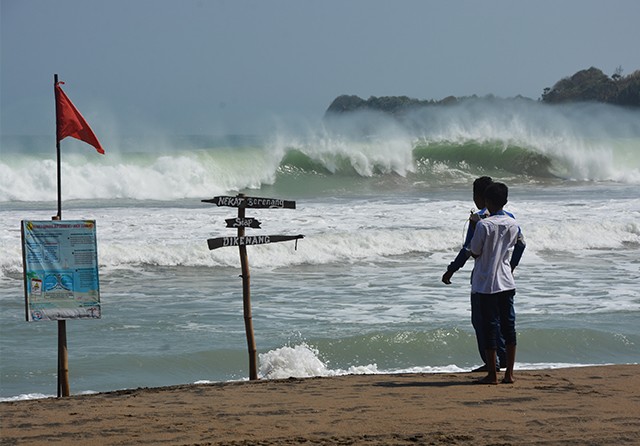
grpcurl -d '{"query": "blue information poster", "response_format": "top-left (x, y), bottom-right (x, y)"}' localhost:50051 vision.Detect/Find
top-left (21, 220), bottom-right (101, 321)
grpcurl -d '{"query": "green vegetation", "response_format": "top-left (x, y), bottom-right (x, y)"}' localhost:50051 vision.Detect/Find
top-left (541, 67), bottom-right (640, 106)
top-left (325, 94), bottom-right (462, 115)
top-left (325, 67), bottom-right (639, 116)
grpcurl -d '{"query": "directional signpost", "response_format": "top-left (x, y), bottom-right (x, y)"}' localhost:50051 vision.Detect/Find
top-left (203, 195), bottom-right (296, 209)
top-left (225, 217), bottom-right (262, 229)
top-left (207, 234), bottom-right (303, 250)
top-left (202, 194), bottom-right (303, 380)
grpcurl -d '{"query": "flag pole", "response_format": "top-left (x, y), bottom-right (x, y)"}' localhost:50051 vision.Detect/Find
top-left (53, 73), bottom-right (70, 397)
top-left (54, 74), bottom-right (62, 219)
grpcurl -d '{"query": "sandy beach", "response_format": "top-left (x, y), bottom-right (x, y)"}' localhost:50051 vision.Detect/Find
top-left (1, 365), bottom-right (639, 445)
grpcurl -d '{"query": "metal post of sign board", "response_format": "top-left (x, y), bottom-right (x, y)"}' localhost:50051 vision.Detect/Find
top-left (202, 193), bottom-right (303, 380)
top-left (57, 320), bottom-right (69, 397)
top-left (53, 74), bottom-right (70, 398)
top-left (51, 217), bottom-right (70, 398)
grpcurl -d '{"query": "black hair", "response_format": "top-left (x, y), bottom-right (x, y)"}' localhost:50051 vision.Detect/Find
top-left (484, 182), bottom-right (508, 208)
top-left (473, 176), bottom-right (493, 196)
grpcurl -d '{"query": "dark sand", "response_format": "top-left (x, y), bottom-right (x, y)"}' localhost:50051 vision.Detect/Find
top-left (2, 365), bottom-right (639, 445)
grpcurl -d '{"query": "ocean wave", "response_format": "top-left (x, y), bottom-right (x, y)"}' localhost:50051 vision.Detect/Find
top-left (257, 332), bottom-right (633, 380)
top-left (2, 138), bottom-right (636, 204)
top-left (1, 220), bottom-right (638, 279)
top-left (0, 209), bottom-right (609, 279)
top-left (1, 101), bottom-right (639, 203)
top-left (316, 98), bottom-right (640, 183)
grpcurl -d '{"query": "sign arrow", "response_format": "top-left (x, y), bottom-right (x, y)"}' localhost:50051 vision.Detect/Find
top-left (225, 217), bottom-right (262, 229)
top-left (207, 234), bottom-right (304, 250)
top-left (202, 195), bottom-right (296, 209)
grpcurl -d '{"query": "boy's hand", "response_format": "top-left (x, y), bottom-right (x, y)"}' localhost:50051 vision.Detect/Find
top-left (469, 212), bottom-right (480, 229)
top-left (442, 270), bottom-right (454, 284)
top-left (469, 212), bottom-right (481, 223)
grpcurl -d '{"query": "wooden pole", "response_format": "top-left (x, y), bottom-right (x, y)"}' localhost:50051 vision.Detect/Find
top-left (57, 320), bottom-right (70, 397)
top-left (53, 74), bottom-right (70, 397)
top-left (237, 194), bottom-right (258, 380)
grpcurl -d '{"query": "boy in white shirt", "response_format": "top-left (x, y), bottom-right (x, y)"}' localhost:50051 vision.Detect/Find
top-left (469, 182), bottom-right (521, 384)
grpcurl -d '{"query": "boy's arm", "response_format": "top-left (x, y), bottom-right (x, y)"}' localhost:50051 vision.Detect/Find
top-left (509, 229), bottom-right (526, 271)
top-left (468, 221), bottom-right (485, 259)
top-left (442, 248), bottom-right (472, 284)
top-left (447, 247), bottom-right (472, 273)
top-left (442, 213), bottom-right (478, 284)
top-left (503, 212), bottom-right (526, 272)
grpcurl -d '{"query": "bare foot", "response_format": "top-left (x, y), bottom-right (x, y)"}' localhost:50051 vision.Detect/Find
top-left (502, 375), bottom-right (515, 384)
top-left (475, 375), bottom-right (498, 385)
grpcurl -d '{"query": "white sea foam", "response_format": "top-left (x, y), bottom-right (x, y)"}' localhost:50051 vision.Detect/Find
top-left (256, 343), bottom-right (614, 381)
top-left (1, 191), bottom-right (639, 281)
top-left (0, 392), bottom-right (54, 402)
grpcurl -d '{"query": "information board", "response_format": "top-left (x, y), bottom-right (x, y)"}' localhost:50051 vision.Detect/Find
top-left (21, 220), bottom-right (101, 321)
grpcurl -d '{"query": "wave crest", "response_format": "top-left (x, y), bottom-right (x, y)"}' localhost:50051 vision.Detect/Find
top-left (1, 100), bottom-right (639, 203)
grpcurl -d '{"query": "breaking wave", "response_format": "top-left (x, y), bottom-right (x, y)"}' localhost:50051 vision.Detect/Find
top-left (1, 99), bottom-right (639, 203)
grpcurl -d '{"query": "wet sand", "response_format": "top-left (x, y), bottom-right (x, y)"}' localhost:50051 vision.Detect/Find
top-left (1, 365), bottom-right (639, 445)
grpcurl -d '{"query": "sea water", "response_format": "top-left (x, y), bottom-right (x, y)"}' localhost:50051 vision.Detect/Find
top-left (1, 98), bottom-right (639, 400)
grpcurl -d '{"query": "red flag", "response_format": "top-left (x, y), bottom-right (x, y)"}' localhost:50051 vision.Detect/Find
top-left (55, 81), bottom-right (105, 154)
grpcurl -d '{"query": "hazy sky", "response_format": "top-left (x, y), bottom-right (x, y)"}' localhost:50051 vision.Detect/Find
top-left (2, 0), bottom-right (639, 136)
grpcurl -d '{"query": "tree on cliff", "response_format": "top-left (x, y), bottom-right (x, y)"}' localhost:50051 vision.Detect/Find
top-left (541, 67), bottom-right (640, 106)
top-left (325, 95), bottom-right (438, 115)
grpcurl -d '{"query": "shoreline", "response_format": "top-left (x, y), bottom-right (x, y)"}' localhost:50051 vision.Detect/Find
top-left (2, 364), bottom-right (639, 445)
top-left (1, 362), bottom-right (615, 403)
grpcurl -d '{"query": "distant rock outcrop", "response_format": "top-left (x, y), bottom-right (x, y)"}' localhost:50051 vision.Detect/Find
top-left (325, 67), bottom-right (639, 116)
top-left (324, 95), bottom-right (453, 117)
top-left (541, 67), bottom-right (640, 106)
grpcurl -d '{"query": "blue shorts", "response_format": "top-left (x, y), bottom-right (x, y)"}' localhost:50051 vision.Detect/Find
top-left (477, 289), bottom-right (516, 350)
